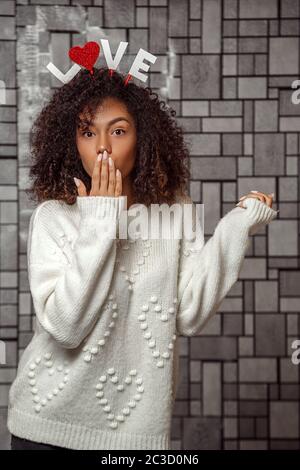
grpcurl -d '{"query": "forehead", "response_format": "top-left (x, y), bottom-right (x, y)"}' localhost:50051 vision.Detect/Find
top-left (78, 97), bottom-right (131, 122)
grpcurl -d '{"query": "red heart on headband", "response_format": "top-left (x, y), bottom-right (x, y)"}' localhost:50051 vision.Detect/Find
top-left (69, 41), bottom-right (100, 73)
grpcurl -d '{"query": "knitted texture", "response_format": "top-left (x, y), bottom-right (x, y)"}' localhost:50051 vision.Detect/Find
top-left (7, 195), bottom-right (278, 450)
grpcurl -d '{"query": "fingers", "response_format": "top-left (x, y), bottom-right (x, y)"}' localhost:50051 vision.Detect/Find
top-left (240, 191), bottom-right (274, 207)
top-left (73, 177), bottom-right (87, 196)
top-left (115, 168), bottom-right (122, 197)
top-left (90, 152), bottom-right (102, 196)
top-left (99, 151), bottom-right (122, 197)
top-left (264, 193), bottom-right (274, 208)
top-left (106, 154), bottom-right (116, 197)
top-left (106, 155), bottom-right (122, 197)
top-left (239, 192), bottom-right (265, 203)
top-left (248, 190), bottom-right (274, 207)
top-left (249, 190), bottom-right (268, 205)
top-left (236, 191), bottom-right (274, 209)
top-left (99, 151), bottom-right (109, 196)
top-left (75, 150), bottom-right (122, 198)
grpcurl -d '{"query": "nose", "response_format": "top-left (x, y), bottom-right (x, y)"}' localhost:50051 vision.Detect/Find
top-left (96, 134), bottom-right (111, 156)
top-left (97, 148), bottom-right (111, 159)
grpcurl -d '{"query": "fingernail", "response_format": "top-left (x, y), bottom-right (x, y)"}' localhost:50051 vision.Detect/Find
top-left (108, 157), bottom-right (112, 166)
top-left (97, 153), bottom-right (102, 162)
top-left (250, 190), bottom-right (259, 193)
top-left (269, 192), bottom-right (274, 197)
top-left (103, 151), bottom-right (108, 160)
top-left (73, 177), bottom-right (80, 187)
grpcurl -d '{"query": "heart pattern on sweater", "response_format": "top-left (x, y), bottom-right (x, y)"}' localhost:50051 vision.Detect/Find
top-left (138, 295), bottom-right (177, 369)
top-left (116, 238), bottom-right (152, 292)
top-left (27, 352), bottom-right (70, 414)
top-left (95, 367), bottom-right (144, 429)
top-left (81, 291), bottom-right (119, 363)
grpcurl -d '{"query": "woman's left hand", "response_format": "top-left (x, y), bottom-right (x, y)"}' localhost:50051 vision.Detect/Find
top-left (236, 190), bottom-right (274, 209)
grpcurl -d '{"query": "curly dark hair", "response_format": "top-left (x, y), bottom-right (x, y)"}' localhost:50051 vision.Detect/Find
top-left (26, 66), bottom-right (191, 207)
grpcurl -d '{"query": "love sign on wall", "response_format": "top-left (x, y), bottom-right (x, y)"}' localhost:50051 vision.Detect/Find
top-left (46, 40), bottom-right (158, 86)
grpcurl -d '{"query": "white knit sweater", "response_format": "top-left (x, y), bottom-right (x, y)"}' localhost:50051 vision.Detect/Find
top-left (7, 194), bottom-right (278, 450)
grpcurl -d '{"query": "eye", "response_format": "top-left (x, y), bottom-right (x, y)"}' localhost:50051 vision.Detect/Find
top-left (112, 129), bottom-right (126, 136)
top-left (82, 130), bottom-right (94, 138)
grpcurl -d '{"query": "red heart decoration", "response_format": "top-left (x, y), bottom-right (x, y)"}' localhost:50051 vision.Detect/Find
top-left (69, 41), bottom-right (100, 74)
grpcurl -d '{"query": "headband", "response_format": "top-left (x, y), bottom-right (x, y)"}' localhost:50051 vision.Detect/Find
top-left (47, 40), bottom-right (157, 86)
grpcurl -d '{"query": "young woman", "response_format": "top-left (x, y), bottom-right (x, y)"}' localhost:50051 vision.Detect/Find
top-left (7, 67), bottom-right (277, 450)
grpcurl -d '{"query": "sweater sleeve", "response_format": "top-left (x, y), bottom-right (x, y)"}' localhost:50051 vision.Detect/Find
top-left (176, 196), bottom-right (278, 337)
top-left (28, 196), bottom-right (126, 349)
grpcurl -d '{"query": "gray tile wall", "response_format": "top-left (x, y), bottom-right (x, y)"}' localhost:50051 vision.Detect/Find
top-left (0, 0), bottom-right (299, 450)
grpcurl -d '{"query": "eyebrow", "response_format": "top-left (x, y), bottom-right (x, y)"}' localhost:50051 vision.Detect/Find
top-left (78, 116), bottom-right (131, 128)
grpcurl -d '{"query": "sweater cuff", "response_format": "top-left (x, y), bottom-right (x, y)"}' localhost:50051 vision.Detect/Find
top-left (77, 195), bottom-right (127, 220)
top-left (243, 197), bottom-right (278, 226)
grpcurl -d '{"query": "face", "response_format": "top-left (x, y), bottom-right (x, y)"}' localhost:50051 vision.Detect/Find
top-left (76, 97), bottom-right (137, 183)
